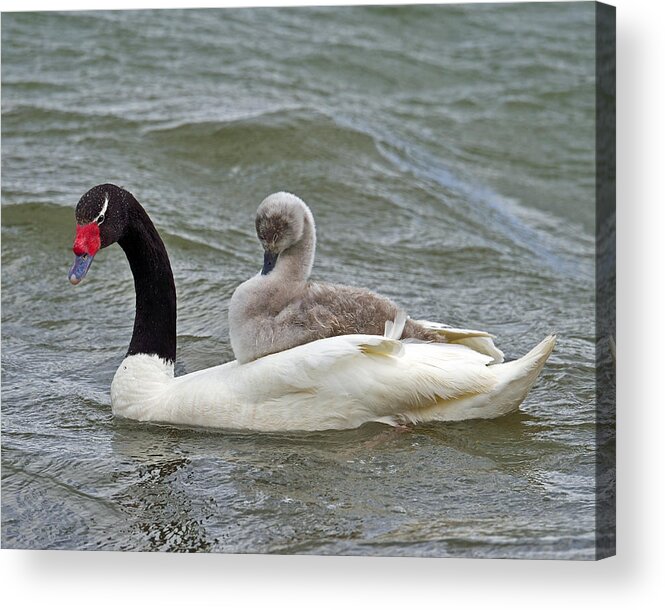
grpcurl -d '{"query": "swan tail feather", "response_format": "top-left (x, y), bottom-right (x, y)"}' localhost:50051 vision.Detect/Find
top-left (474, 333), bottom-right (556, 418)
top-left (494, 334), bottom-right (556, 390)
top-left (381, 334), bottom-right (556, 425)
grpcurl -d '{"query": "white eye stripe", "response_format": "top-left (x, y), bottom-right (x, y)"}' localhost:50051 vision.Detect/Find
top-left (94, 194), bottom-right (109, 224)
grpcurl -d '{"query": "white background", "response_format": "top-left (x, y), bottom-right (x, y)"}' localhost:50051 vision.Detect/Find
top-left (1, 0), bottom-right (662, 607)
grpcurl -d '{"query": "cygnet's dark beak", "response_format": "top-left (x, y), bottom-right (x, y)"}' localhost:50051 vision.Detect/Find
top-left (69, 253), bottom-right (94, 285)
top-left (261, 251), bottom-right (278, 275)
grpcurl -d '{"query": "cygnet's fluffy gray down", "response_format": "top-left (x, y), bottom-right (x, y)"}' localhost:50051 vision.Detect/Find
top-left (229, 192), bottom-right (454, 364)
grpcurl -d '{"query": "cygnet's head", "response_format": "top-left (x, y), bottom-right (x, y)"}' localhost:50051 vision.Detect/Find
top-left (255, 192), bottom-right (315, 276)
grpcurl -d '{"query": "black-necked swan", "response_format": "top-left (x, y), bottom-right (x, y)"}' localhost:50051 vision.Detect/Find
top-left (229, 192), bottom-right (505, 364)
top-left (69, 183), bottom-right (555, 431)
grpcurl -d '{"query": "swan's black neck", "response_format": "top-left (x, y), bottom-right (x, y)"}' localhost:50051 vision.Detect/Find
top-left (118, 196), bottom-right (176, 363)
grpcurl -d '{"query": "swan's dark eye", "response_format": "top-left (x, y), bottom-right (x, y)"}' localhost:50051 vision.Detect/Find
top-left (97, 214), bottom-right (105, 224)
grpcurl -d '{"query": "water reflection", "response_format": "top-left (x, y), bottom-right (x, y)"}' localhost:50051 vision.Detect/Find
top-left (110, 423), bottom-right (210, 552)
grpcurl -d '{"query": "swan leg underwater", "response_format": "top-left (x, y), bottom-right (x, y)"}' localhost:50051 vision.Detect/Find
top-left (68, 184), bottom-right (556, 432)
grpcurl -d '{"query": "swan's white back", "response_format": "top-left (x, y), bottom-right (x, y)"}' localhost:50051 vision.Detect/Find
top-left (111, 333), bottom-right (555, 431)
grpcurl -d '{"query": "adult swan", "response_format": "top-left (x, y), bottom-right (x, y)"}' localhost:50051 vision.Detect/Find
top-left (68, 184), bottom-right (555, 432)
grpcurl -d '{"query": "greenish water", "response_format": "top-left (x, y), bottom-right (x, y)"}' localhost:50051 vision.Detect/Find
top-left (1, 4), bottom-right (605, 558)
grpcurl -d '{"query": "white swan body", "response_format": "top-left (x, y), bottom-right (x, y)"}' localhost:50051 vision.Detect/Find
top-left (111, 331), bottom-right (556, 432)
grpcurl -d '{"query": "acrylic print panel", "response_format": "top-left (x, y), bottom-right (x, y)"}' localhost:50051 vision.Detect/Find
top-left (0, 2), bottom-right (615, 559)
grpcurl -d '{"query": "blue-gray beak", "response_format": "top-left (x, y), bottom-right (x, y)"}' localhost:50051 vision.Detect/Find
top-left (261, 251), bottom-right (278, 275)
top-left (69, 253), bottom-right (95, 285)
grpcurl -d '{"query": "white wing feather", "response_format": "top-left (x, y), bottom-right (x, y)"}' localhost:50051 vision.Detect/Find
top-left (414, 319), bottom-right (505, 364)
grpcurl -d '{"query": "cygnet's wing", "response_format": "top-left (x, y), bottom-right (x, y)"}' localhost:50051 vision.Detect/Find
top-left (299, 282), bottom-right (401, 338)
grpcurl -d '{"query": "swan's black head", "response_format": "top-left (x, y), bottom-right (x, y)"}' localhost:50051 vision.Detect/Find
top-left (69, 184), bottom-right (130, 284)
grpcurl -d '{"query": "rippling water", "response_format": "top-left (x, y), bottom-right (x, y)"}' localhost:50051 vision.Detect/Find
top-left (1, 4), bottom-right (606, 558)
